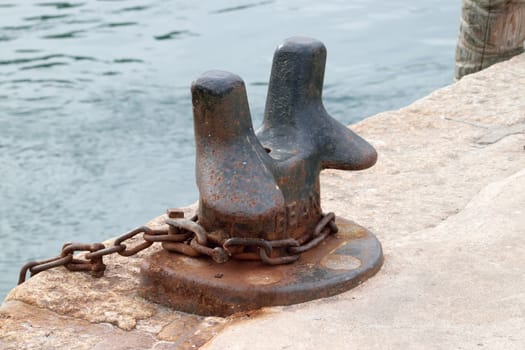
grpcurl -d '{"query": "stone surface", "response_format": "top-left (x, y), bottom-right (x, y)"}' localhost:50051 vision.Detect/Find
top-left (1, 54), bottom-right (524, 349)
top-left (0, 300), bottom-right (157, 350)
top-left (1, 206), bottom-right (230, 349)
top-left (7, 215), bottom-right (166, 331)
top-left (206, 168), bottom-right (525, 350)
top-left (204, 53), bottom-right (525, 350)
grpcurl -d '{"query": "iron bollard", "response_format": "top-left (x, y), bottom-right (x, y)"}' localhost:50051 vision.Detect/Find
top-left (141, 37), bottom-right (383, 316)
top-left (194, 37), bottom-right (376, 246)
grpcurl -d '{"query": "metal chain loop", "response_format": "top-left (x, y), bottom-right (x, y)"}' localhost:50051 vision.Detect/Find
top-left (19, 255), bottom-right (73, 285)
top-left (165, 218), bottom-right (208, 245)
top-left (190, 238), bottom-right (229, 263)
top-left (223, 237), bottom-right (273, 256)
top-left (18, 242), bottom-right (106, 284)
top-left (114, 226), bottom-right (154, 256)
top-left (18, 211), bottom-right (338, 284)
top-left (61, 243), bottom-right (106, 276)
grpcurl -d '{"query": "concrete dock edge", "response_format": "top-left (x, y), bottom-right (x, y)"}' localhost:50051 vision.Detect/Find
top-left (1, 54), bottom-right (524, 349)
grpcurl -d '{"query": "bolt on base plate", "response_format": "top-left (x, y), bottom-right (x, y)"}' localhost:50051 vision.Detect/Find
top-left (140, 217), bottom-right (383, 317)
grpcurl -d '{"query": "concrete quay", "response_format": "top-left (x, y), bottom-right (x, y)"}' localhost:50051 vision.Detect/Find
top-left (1, 53), bottom-right (524, 349)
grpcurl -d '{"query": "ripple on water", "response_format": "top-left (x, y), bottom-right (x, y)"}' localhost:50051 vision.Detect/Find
top-left (1, 25), bottom-right (34, 31)
top-left (15, 49), bottom-right (43, 53)
top-left (63, 18), bottom-right (101, 25)
top-left (0, 54), bottom-right (64, 65)
top-left (24, 14), bottom-right (70, 21)
top-left (1, 78), bottom-right (75, 85)
top-left (113, 5), bottom-right (150, 13)
top-left (154, 30), bottom-right (198, 40)
top-left (211, 0), bottom-right (274, 14)
top-left (112, 58), bottom-right (144, 63)
top-left (42, 29), bottom-right (85, 39)
top-left (0, 54), bottom-right (98, 73)
top-left (35, 2), bottom-right (85, 9)
top-left (99, 22), bottom-right (138, 29)
top-left (21, 62), bottom-right (69, 70)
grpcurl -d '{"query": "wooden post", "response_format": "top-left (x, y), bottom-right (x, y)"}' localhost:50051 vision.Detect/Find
top-left (455, 0), bottom-right (525, 80)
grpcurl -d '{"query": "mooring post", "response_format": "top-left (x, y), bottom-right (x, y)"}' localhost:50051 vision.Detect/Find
top-left (140, 37), bottom-right (383, 316)
top-left (455, 0), bottom-right (525, 80)
top-left (16, 36), bottom-right (383, 317)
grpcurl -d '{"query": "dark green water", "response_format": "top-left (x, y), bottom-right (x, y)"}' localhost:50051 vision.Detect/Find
top-left (0, 0), bottom-right (460, 299)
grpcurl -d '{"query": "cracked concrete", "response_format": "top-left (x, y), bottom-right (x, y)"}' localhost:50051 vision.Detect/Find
top-left (1, 54), bottom-right (524, 349)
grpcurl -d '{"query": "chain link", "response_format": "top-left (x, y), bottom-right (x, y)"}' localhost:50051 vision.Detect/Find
top-left (18, 211), bottom-right (338, 284)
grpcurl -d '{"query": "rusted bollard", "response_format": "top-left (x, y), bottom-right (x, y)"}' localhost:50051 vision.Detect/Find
top-left (141, 37), bottom-right (383, 316)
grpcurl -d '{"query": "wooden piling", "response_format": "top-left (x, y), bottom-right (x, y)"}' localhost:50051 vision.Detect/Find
top-left (455, 0), bottom-right (525, 80)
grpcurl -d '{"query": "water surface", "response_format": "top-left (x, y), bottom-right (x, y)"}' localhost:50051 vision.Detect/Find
top-left (0, 0), bottom-right (460, 299)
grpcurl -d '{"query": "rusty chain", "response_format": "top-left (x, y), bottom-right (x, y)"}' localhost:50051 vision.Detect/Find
top-left (18, 211), bottom-right (338, 284)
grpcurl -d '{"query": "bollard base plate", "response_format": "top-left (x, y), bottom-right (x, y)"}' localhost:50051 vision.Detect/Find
top-left (140, 217), bottom-right (383, 316)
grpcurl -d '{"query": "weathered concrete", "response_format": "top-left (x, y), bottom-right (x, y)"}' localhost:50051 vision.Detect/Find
top-left (1, 54), bottom-right (524, 349)
top-left (206, 168), bottom-right (525, 349)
